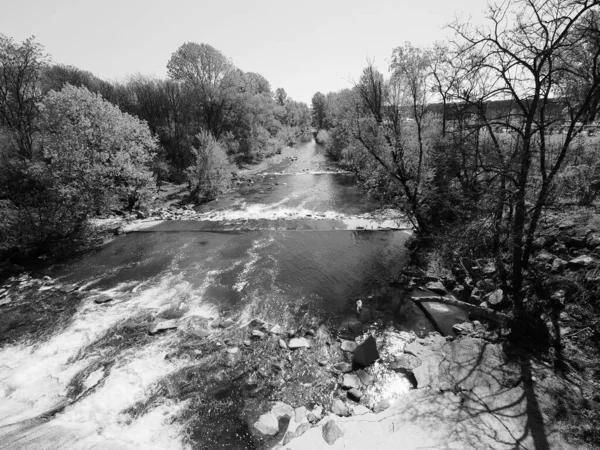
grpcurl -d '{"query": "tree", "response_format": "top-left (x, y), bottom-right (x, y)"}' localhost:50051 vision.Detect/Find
top-left (311, 91), bottom-right (329, 129)
top-left (450, 0), bottom-right (600, 316)
top-left (167, 42), bottom-right (236, 139)
top-left (38, 84), bottom-right (157, 211)
top-left (0, 34), bottom-right (47, 160)
top-left (186, 130), bottom-right (232, 202)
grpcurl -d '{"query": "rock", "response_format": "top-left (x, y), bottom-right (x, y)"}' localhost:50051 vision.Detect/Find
top-left (113, 226), bottom-right (125, 236)
top-left (535, 252), bottom-right (555, 264)
top-left (331, 399), bottom-right (350, 417)
top-left (338, 318), bottom-right (362, 339)
top-left (353, 405), bottom-right (371, 416)
top-left (569, 255), bottom-right (594, 267)
top-left (295, 422), bottom-right (311, 437)
top-left (149, 319), bottom-right (179, 335)
top-left (250, 318), bottom-right (265, 327)
top-left (94, 294), bottom-right (113, 304)
top-left (59, 284), bottom-right (77, 293)
top-left (356, 369), bottom-right (376, 386)
top-left (425, 281), bottom-right (446, 294)
top-left (551, 258), bottom-right (567, 272)
top-left (550, 290), bottom-right (566, 308)
top-left (243, 340), bottom-right (252, 347)
top-left (452, 322), bottom-right (474, 335)
top-left (469, 287), bottom-right (482, 303)
top-left (482, 262), bottom-right (496, 274)
top-left (295, 406), bottom-right (307, 422)
top-left (270, 324), bottom-right (282, 335)
top-left (254, 412), bottom-right (279, 436)
top-left (333, 362), bottom-right (352, 373)
top-left (373, 399), bottom-right (390, 413)
top-left (190, 328), bottom-right (210, 339)
top-left (252, 330), bottom-right (265, 339)
top-left (353, 335), bottom-right (379, 367)
top-left (347, 388), bottom-right (362, 401)
top-left (341, 374), bottom-right (361, 390)
top-left (389, 353), bottom-right (421, 371)
top-left (226, 347), bottom-right (239, 354)
top-left (322, 420), bottom-right (344, 445)
top-left (279, 339), bottom-right (288, 349)
top-left (486, 289), bottom-right (506, 310)
top-left (587, 233), bottom-right (600, 249)
top-left (0, 298), bottom-right (11, 307)
top-left (271, 401), bottom-right (294, 419)
top-left (220, 318), bottom-right (236, 328)
top-left (288, 337), bottom-right (310, 349)
top-left (340, 340), bottom-right (358, 352)
top-left (283, 431), bottom-right (295, 445)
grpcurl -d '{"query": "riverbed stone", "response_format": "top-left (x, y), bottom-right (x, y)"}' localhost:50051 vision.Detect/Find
top-left (486, 289), bottom-right (506, 310)
top-left (356, 369), bottom-right (376, 386)
top-left (279, 338), bottom-right (288, 349)
top-left (373, 399), bottom-right (391, 413)
top-left (331, 399), bottom-right (350, 417)
top-left (94, 294), bottom-right (113, 304)
top-left (288, 337), bottom-right (310, 349)
top-left (149, 319), bottom-right (179, 335)
top-left (341, 374), bottom-right (361, 390)
top-left (254, 412), bottom-right (279, 436)
top-left (270, 324), bottom-right (282, 335)
top-left (322, 420), bottom-right (344, 445)
top-left (252, 330), bottom-right (265, 339)
top-left (271, 401), bottom-right (294, 419)
top-left (425, 281), bottom-right (446, 294)
top-left (389, 353), bottom-right (421, 372)
top-left (353, 405), bottom-right (371, 416)
top-left (347, 388), bottom-right (362, 401)
top-left (333, 362), bottom-right (352, 373)
top-left (353, 335), bottom-right (379, 367)
top-left (340, 340), bottom-right (358, 352)
top-left (569, 255), bottom-right (594, 267)
top-left (295, 406), bottom-right (307, 422)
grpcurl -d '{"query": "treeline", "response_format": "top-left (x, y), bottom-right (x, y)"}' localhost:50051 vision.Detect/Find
top-left (312, 0), bottom-right (600, 326)
top-left (0, 36), bottom-right (310, 258)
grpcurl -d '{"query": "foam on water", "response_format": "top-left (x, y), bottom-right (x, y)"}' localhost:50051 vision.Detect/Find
top-left (0, 275), bottom-right (221, 449)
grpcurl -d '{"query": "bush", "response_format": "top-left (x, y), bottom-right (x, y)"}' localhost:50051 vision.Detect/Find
top-left (315, 129), bottom-right (330, 145)
top-left (0, 84), bottom-right (158, 257)
top-left (186, 131), bottom-right (233, 202)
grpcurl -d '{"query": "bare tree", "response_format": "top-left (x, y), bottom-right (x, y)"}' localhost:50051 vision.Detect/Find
top-left (450, 0), bottom-right (600, 316)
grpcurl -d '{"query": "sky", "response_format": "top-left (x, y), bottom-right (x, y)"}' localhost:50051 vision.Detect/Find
top-left (0, 0), bottom-right (488, 104)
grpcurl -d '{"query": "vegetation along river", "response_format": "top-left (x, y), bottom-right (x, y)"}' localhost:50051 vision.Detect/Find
top-left (0, 139), bottom-right (436, 449)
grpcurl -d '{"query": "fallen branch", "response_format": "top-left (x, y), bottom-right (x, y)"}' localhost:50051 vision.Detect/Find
top-left (410, 295), bottom-right (509, 324)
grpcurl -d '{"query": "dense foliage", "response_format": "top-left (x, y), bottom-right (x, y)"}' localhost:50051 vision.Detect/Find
top-left (0, 35), bottom-right (309, 258)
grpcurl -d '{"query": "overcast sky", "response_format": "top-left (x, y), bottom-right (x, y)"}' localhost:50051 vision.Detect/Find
top-left (1, 0), bottom-right (487, 104)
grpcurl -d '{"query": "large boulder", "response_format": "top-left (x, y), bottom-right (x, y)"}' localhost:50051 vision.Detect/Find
top-left (353, 335), bottom-right (379, 367)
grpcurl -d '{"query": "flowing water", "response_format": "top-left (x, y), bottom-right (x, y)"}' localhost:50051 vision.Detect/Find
top-left (0, 139), bottom-right (434, 449)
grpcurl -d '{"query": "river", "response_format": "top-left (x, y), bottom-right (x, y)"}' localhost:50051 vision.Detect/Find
top-left (0, 139), bottom-right (434, 449)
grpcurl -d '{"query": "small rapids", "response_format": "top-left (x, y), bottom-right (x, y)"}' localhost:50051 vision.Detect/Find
top-left (0, 139), bottom-right (432, 449)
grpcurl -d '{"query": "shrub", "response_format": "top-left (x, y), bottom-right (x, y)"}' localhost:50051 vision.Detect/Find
top-left (186, 131), bottom-right (233, 202)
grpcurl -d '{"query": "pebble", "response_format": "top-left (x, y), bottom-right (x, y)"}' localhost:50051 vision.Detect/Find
top-left (288, 337), bottom-right (310, 349)
top-left (279, 338), bottom-right (288, 349)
